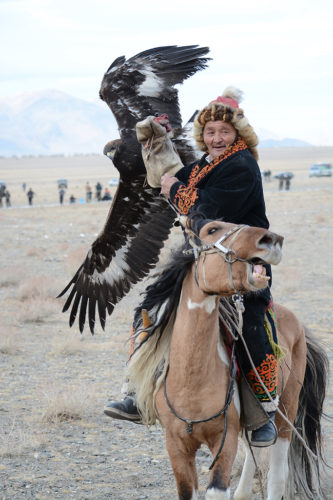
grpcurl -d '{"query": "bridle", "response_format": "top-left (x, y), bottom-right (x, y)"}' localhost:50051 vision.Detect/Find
top-left (183, 224), bottom-right (249, 294)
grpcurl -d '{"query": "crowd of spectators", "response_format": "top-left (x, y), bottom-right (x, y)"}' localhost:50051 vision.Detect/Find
top-left (0, 180), bottom-right (113, 208)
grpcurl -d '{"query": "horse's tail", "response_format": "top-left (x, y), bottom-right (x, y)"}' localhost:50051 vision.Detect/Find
top-left (287, 327), bottom-right (329, 499)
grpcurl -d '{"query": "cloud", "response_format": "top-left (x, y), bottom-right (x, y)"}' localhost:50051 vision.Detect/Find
top-left (0, 0), bottom-right (332, 144)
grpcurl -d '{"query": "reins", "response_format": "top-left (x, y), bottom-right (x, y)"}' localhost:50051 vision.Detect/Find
top-left (163, 208), bottom-right (318, 461)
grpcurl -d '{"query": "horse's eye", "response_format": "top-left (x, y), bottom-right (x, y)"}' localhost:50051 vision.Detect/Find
top-left (208, 227), bottom-right (218, 235)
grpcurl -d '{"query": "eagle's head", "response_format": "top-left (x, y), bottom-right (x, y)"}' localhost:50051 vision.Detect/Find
top-left (103, 137), bottom-right (146, 180)
top-left (103, 139), bottom-right (122, 161)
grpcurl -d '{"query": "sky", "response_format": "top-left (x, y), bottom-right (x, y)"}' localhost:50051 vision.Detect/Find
top-left (1, 0), bottom-right (333, 145)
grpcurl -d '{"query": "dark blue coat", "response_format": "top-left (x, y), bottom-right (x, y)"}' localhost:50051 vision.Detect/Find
top-left (170, 147), bottom-right (269, 229)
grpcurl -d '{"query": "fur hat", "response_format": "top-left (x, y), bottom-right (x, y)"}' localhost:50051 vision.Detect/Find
top-left (193, 87), bottom-right (259, 160)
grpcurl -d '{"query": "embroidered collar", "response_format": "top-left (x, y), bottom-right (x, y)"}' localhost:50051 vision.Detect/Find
top-left (188, 138), bottom-right (248, 188)
top-left (172, 138), bottom-right (248, 216)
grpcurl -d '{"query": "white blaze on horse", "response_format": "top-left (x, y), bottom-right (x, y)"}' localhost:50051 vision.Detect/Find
top-left (128, 217), bottom-right (328, 500)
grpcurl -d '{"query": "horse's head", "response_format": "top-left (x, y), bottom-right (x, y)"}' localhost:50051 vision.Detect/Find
top-left (185, 218), bottom-right (284, 296)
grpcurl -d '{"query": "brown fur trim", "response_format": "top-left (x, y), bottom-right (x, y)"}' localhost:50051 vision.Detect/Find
top-left (193, 98), bottom-right (259, 161)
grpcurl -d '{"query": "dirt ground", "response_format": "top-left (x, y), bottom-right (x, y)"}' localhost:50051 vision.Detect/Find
top-left (0, 148), bottom-right (332, 499)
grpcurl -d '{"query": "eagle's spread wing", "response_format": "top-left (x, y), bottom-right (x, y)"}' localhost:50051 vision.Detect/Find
top-left (59, 45), bottom-right (210, 333)
top-left (59, 179), bottom-right (174, 333)
top-left (99, 45), bottom-right (210, 139)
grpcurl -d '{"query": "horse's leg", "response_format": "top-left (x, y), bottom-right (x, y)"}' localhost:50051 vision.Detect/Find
top-left (266, 318), bottom-right (306, 499)
top-left (266, 437), bottom-right (290, 500)
top-left (266, 371), bottom-right (302, 499)
top-left (234, 437), bottom-right (289, 500)
top-left (165, 432), bottom-right (198, 500)
top-left (205, 426), bottom-right (238, 500)
top-left (234, 438), bottom-right (261, 500)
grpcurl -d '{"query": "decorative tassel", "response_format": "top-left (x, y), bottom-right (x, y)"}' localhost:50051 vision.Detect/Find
top-left (129, 325), bottom-right (135, 356)
top-left (265, 324), bottom-right (286, 361)
top-left (137, 309), bottom-right (151, 343)
top-left (264, 303), bottom-right (286, 362)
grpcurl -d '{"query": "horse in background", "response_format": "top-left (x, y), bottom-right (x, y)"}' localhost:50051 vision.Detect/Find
top-left (128, 216), bottom-right (328, 500)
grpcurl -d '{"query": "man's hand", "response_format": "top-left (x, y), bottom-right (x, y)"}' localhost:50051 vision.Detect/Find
top-left (161, 173), bottom-right (179, 198)
top-left (154, 114), bottom-right (171, 132)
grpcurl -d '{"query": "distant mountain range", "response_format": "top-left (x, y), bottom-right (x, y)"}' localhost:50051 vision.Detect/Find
top-left (0, 90), bottom-right (119, 157)
top-left (257, 130), bottom-right (311, 148)
top-left (0, 90), bottom-right (311, 157)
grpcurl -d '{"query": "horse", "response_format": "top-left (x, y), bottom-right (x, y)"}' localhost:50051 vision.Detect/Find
top-left (127, 217), bottom-right (328, 500)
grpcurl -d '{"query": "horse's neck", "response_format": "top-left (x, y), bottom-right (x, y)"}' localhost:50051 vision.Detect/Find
top-left (169, 269), bottom-right (220, 381)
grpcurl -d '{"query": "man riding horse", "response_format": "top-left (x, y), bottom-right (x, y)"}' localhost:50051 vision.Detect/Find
top-left (105, 87), bottom-right (280, 448)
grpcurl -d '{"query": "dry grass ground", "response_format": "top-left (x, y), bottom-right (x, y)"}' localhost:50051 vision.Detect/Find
top-left (0, 148), bottom-right (332, 498)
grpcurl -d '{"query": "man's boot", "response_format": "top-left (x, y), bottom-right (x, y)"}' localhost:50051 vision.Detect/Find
top-left (104, 394), bottom-right (142, 423)
top-left (250, 410), bottom-right (277, 447)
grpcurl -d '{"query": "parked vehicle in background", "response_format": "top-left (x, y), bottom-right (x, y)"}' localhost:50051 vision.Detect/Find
top-left (309, 163), bottom-right (332, 177)
top-left (108, 178), bottom-right (119, 186)
top-left (57, 179), bottom-right (68, 188)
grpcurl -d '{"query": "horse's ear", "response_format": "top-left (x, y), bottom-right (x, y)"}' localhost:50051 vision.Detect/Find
top-left (174, 215), bottom-right (197, 242)
top-left (181, 216), bottom-right (195, 237)
top-left (184, 217), bottom-right (200, 242)
top-left (186, 211), bottom-right (209, 236)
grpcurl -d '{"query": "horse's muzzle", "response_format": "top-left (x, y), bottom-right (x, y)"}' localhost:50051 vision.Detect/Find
top-left (257, 231), bottom-right (284, 265)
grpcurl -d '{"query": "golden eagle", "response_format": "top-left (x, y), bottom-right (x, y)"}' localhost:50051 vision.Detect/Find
top-left (58, 45), bottom-right (210, 333)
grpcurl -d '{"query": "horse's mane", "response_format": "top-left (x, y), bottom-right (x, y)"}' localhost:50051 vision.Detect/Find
top-left (127, 210), bottom-right (220, 424)
top-left (131, 210), bottom-right (213, 356)
top-left (131, 240), bottom-right (193, 355)
top-left (127, 232), bottom-right (196, 425)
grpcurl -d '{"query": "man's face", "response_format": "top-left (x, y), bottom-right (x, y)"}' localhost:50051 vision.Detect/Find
top-left (203, 120), bottom-right (237, 160)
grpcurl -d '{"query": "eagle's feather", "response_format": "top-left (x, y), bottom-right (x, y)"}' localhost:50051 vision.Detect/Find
top-left (58, 45), bottom-right (210, 333)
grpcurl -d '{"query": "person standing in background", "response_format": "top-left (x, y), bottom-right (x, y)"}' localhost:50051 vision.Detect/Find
top-left (95, 182), bottom-right (103, 201)
top-left (85, 182), bottom-right (92, 203)
top-left (59, 188), bottom-right (65, 205)
top-left (0, 185), bottom-right (5, 207)
top-left (4, 189), bottom-right (11, 207)
top-left (27, 188), bottom-right (35, 206)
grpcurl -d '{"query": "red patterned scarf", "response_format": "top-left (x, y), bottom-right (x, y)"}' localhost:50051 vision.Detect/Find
top-left (173, 138), bottom-right (248, 215)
